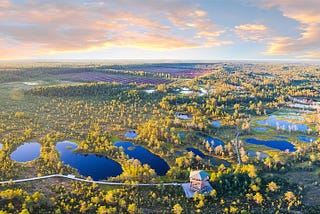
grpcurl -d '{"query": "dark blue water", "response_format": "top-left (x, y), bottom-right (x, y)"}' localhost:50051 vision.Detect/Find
top-left (244, 138), bottom-right (296, 152)
top-left (211, 158), bottom-right (231, 167)
top-left (186, 147), bottom-right (230, 166)
top-left (253, 127), bottom-right (268, 132)
top-left (197, 133), bottom-right (225, 148)
top-left (256, 116), bottom-right (309, 131)
top-left (298, 136), bottom-right (316, 143)
top-left (186, 148), bottom-right (206, 158)
top-left (212, 121), bottom-right (221, 127)
top-left (114, 142), bottom-right (169, 176)
top-left (56, 141), bottom-right (123, 180)
top-left (10, 142), bottom-right (41, 162)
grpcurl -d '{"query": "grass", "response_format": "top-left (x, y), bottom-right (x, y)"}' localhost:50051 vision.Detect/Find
top-left (111, 135), bottom-right (121, 142)
top-left (283, 168), bottom-right (320, 205)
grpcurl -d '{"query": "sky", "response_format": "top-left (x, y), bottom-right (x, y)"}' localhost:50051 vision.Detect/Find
top-left (0, 0), bottom-right (320, 61)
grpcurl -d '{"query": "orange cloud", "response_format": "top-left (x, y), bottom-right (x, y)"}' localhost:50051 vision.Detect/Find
top-left (110, 32), bottom-right (198, 50)
top-left (235, 24), bottom-right (268, 41)
top-left (249, 0), bottom-right (320, 58)
top-left (0, 0), bottom-right (10, 8)
top-left (297, 52), bottom-right (320, 59)
top-left (0, 0), bottom-right (230, 59)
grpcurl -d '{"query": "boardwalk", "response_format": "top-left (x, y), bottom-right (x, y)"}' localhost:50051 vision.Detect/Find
top-left (0, 174), bottom-right (181, 186)
top-left (235, 131), bottom-right (242, 165)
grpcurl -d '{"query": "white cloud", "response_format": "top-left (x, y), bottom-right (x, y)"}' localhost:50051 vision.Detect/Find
top-left (234, 24), bottom-right (268, 41)
top-left (246, 0), bottom-right (320, 58)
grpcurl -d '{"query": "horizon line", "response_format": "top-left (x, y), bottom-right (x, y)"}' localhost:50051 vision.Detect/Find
top-left (0, 58), bottom-right (320, 64)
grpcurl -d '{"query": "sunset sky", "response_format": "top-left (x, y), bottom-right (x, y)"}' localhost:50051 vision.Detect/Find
top-left (1, 0), bottom-right (320, 60)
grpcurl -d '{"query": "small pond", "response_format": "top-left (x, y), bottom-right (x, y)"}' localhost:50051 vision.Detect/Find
top-left (253, 127), bottom-right (268, 132)
top-left (298, 136), bottom-right (316, 143)
top-left (247, 150), bottom-right (269, 159)
top-left (180, 90), bottom-right (193, 95)
top-left (114, 142), bottom-right (169, 176)
top-left (211, 121), bottom-right (221, 127)
top-left (179, 132), bottom-right (186, 140)
top-left (256, 116), bottom-right (309, 132)
top-left (144, 89), bottom-right (156, 94)
top-left (186, 147), bottom-right (230, 166)
top-left (197, 133), bottom-right (225, 148)
top-left (289, 103), bottom-right (320, 110)
top-left (244, 138), bottom-right (296, 152)
top-left (10, 142), bottom-right (41, 162)
top-left (56, 141), bottom-right (123, 181)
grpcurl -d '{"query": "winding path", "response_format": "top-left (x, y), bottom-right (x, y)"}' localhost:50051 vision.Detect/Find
top-left (0, 174), bottom-right (181, 186)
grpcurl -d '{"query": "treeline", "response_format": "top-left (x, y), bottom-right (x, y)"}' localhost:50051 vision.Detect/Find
top-left (0, 164), bottom-right (304, 213)
top-left (29, 83), bottom-right (134, 98)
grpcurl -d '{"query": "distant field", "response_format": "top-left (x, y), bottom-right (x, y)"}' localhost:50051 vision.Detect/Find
top-left (54, 72), bottom-right (172, 84)
top-left (103, 63), bottom-right (216, 78)
top-left (123, 67), bottom-right (211, 78)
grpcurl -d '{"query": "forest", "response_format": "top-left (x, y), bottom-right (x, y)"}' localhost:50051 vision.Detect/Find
top-left (0, 62), bottom-right (319, 213)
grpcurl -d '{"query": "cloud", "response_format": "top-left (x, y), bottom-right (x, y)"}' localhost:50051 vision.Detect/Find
top-left (234, 24), bottom-right (268, 41)
top-left (246, 0), bottom-right (320, 58)
top-left (0, 0), bottom-right (10, 8)
top-left (263, 24), bottom-right (320, 55)
top-left (0, 0), bottom-right (230, 59)
top-left (297, 52), bottom-right (320, 59)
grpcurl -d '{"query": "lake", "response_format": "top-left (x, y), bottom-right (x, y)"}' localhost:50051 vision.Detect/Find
top-left (244, 138), bottom-right (296, 152)
top-left (256, 116), bottom-right (309, 132)
top-left (10, 142), bottom-right (41, 162)
top-left (114, 142), bottom-right (169, 176)
top-left (56, 141), bottom-right (123, 181)
top-left (186, 148), bottom-right (206, 158)
top-left (298, 136), bottom-right (316, 143)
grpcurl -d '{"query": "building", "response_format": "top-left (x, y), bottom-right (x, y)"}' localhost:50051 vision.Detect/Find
top-left (189, 170), bottom-right (210, 193)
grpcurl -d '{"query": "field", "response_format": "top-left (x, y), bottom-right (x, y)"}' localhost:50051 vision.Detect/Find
top-left (101, 63), bottom-right (217, 78)
top-left (55, 71), bottom-right (172, 84)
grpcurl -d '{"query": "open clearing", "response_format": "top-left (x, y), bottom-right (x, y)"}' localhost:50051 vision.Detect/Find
top-left (55, 72), bottom-right (172, 84)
